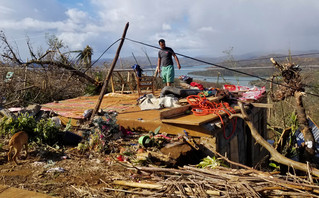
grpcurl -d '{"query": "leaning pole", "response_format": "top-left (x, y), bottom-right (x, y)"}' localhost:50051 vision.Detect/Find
top-left (90, 22), bottom-right (129, 122)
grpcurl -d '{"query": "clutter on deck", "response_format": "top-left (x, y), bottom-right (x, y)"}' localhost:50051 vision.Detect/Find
top-left (1, 74), bottom-right (270, 166)
top-left (4, 73), bottom-right (319, 197)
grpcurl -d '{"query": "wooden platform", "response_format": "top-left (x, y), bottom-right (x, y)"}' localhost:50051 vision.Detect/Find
top-left (117, 106), bottom-right (220, 137)
top-left (161, 107), bottom-right (240, 126)
top-left (39, 92), bottom-right (269, 165)
top-left (41, 93), bottom-right (228, 137)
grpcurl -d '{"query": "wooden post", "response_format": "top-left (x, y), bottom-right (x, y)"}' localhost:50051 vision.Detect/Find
top-left (127, 71), bottom-right (134, 93)
top-left (115, 71), bottom-right (125, 93)
top-left (128, 72), bottom-right (135, 93)
top-left (90, 22), bottom-right (129, 122)
top-left (230, 135), bottom-right (239, 169)
top-left (110, 75), bottom-right (115, 93)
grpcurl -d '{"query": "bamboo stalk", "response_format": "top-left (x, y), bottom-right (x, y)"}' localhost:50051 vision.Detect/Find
top-left (113, 180), bottom-right (162, 189)
top-left (112, 180), bottom-right (221, 196)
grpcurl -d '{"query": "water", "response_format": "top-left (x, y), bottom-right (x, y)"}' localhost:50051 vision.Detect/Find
top-left (145, 65), bottom-right (260, 86)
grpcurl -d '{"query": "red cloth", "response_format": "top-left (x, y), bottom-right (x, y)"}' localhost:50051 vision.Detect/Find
top-left (190, 82), bottom-right (204, 90)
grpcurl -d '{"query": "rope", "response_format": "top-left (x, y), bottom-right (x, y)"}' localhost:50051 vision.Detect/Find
top-left (186, 93), bottom-right (237, 140)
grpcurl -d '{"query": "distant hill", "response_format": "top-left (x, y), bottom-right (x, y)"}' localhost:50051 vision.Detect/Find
top-left (92, 50), bottom-right (319, 70)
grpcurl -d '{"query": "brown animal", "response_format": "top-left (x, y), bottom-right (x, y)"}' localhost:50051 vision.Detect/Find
top-left (7, 131), bottom-right (28, 165)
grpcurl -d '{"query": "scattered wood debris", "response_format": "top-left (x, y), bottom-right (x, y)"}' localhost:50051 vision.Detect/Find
top-left (110, 165), bottom-right (319, 197)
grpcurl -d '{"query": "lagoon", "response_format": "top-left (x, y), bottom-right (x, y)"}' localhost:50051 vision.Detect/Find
top-left (145, 65), bottom-right (261, 86)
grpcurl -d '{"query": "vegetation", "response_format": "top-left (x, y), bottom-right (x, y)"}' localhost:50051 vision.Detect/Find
top-left (0, 113), bottom-right (37, 136)
top-left (0, 113), bottom-right (63, 146)
top-left (197, 156), bottom-right (227, 169)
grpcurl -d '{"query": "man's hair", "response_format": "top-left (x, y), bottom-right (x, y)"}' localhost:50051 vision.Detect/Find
top-left (158, 39), bottom-right (165, 44)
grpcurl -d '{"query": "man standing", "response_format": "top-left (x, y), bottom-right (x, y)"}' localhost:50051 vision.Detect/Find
top-left (156, 39), bottom-right (181, 86)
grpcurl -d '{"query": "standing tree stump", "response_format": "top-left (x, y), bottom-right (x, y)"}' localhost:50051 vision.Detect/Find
top-left (270, 58), bottom-right (315, 161)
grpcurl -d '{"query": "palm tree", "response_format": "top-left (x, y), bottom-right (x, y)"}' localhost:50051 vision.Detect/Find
top-left (76, 45), bottom-right (93, 72)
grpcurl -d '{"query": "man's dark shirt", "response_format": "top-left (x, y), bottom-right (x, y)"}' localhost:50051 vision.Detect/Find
top-left (158, 47), bottom-right (174, 67)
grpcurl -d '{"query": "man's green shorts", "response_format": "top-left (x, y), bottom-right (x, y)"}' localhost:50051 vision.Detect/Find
top-left (161, 65), bottom-right (174, 83)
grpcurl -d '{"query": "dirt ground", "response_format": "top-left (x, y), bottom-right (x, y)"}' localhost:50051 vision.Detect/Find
top-left (0, 129), bottom-right (205, 198)
top-left (2, 130), bottom-right (319, 197)
top-left (0, 134), bottom-right (163, 198)
top-left (0, 91), bottom-right (211, 197)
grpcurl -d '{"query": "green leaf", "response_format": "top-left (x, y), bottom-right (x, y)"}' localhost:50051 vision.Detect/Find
top-left (154, 126), bottom-right (161, 135)
top-left (63, 119), bottom-right (72, 132)
top-left (269, 163), bottom-right (277, 168)
top-left (197, 156), bottom-right (221, 169)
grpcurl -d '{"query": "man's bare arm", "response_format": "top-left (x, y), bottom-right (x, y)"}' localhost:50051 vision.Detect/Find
top-left (173, 54), bottom-right (181, 69)
top-left (155, 57), bottom-right (161, 77)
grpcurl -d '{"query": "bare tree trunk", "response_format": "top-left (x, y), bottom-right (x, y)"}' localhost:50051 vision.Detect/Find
top-left (294, 91), bottom-right (315, 160)
top-left (269, 58), bottom-right (315, 160)
top-left (230, 102), bottom-right (319, 177)
top-left (26, 60), bottom-right (96, 85)
top-left (0, 31), bottom-right (97, 86)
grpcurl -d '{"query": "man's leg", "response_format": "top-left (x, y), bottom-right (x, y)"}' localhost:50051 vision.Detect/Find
top-left (167, 65), bottom-right (174, 87)
top-left (162, 68), bottom-right (167, 85)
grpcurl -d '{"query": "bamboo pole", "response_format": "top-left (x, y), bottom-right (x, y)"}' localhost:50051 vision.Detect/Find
top-left (113, 180), bottom-right (221, 196)
top-left (90, 22), bottom-right (129, 122)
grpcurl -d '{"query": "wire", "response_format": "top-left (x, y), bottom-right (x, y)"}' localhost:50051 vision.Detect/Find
top-left (127, 38), bottom-right (319, 64)
top-left (84, 38), bottom-right (121, 73)
top-left (125, 38), bottom-right (319, 98)
top-left (228, 52), bottom-right (319, 64)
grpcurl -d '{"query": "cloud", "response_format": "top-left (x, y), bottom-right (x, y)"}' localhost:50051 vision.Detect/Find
top-left (162, 23), bottom-right (172, 31)
top-left (0, 5), bottom-right (14, 14)
top-left (198, 27), bottom-right (216, 33)
top-left (1, 0), bottom-right (319, 60)
top-left (65, 9), bottom-right (89, 24)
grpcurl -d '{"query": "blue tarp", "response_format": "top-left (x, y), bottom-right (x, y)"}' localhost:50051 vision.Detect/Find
top-left (295, 117), bottom-right (319, 160)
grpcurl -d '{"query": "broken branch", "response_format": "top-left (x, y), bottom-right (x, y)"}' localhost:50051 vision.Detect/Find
top-left (230, 102), bottom-right (319, 177)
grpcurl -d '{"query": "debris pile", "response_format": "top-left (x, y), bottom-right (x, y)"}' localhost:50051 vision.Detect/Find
top-left (2, 68), bottom-right (319, 197)
top-left (109, 165), bottom-right (319, 197)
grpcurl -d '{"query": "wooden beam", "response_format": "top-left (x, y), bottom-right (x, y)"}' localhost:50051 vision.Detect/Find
top-left (250, 103), bottom-right (273, 108)
top-left (160, 104), bottom-right (191, 119)
top-left (113, 180), bottom-right (221, 196)
top-left (110, 75), bottom-right (115, 93)
top-left (230, 135), bottom-right (239, 168)
top-left (179, 96), bottom-right (222, 104)
top-left (127, 71), bottom-right (134, 93)
top-left (90, 22), bottom-right (129, 122)
top-left (161, 107), bottom-right (241, 126)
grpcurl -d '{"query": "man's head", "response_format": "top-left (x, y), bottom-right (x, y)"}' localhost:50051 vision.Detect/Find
top-left (158, 39), bottom-right (166, 49)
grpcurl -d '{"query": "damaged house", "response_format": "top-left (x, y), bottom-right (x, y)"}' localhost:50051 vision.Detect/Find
top-left (39, 75), bottom-right (269, 167)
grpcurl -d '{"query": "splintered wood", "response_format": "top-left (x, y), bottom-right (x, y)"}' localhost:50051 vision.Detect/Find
top-left (111, 165), bottom-right (319, 197)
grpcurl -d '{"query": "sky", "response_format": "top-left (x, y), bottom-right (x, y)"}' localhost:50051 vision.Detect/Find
top-left (1, 0), bottom-right (319, 60)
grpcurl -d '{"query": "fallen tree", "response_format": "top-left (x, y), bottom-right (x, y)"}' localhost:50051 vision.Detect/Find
top-left (269, 57), bottom-right (315, 161)
top-left (0, 31), bottom-right (97, 86)
top-left (230, 102), bottom-right (319, 177)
